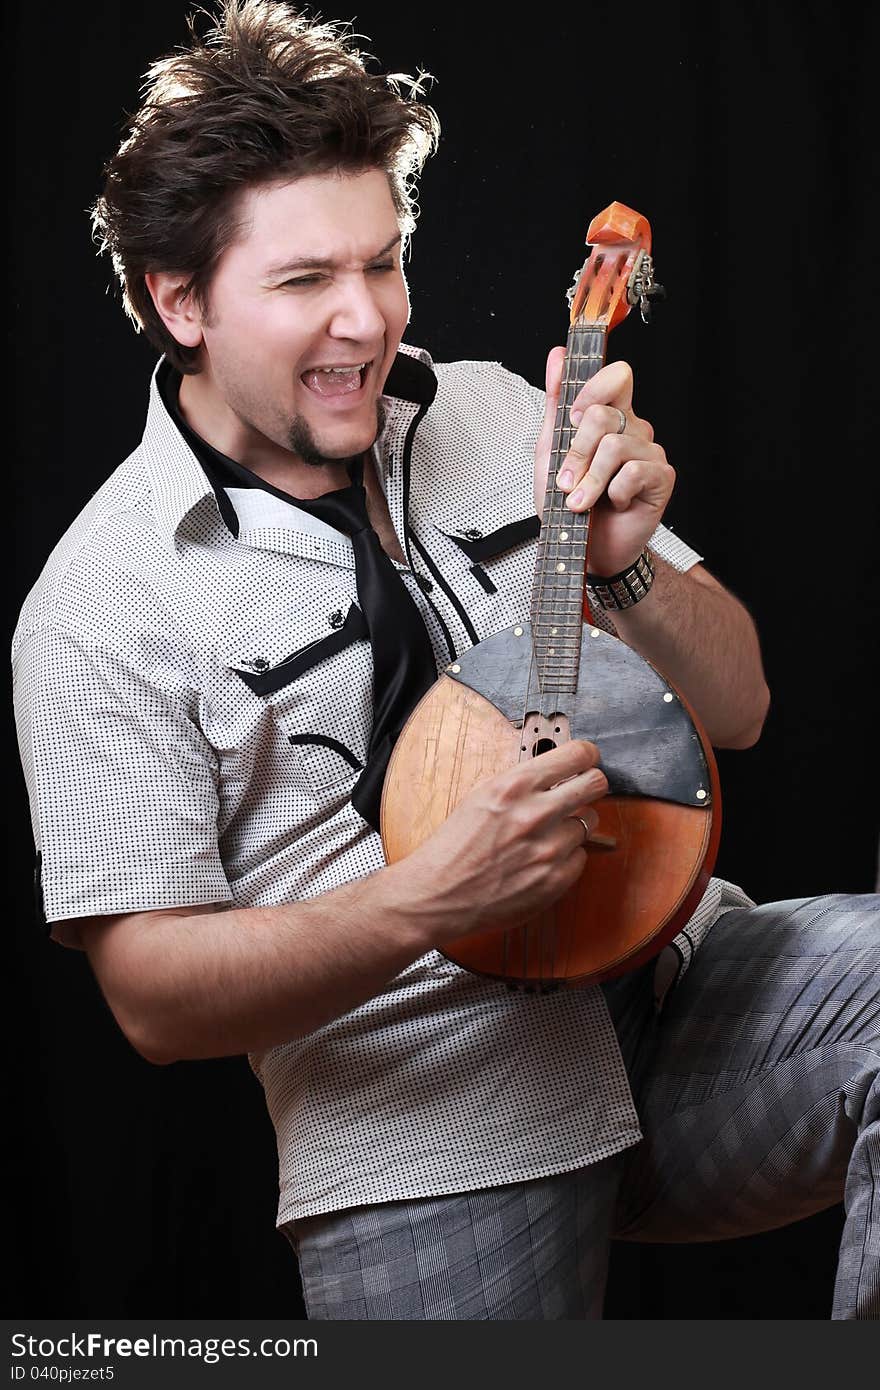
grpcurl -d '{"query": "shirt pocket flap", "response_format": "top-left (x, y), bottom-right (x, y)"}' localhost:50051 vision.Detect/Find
top-left (221, 597), bottom-right (372, 793)
top-left (432, 494), bottom-right (539, 562)
top-left (223, 601), bottom-right (367, 696)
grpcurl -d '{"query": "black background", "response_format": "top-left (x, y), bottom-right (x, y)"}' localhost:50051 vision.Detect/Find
top-left (9, 1), bottom-right (878, 1318)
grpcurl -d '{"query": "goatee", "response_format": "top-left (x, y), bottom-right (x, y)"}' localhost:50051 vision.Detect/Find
top-left (287, 399), bottom-right (387, 468)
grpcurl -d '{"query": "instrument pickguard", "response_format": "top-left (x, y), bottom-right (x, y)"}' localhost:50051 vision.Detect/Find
top-left (446, 622), bottom-right (711, 808)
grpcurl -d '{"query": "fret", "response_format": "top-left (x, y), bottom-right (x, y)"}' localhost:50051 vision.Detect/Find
top-left (530, 583), bottom-right (583, 591)
top-left (529, 614), bottom-right (582, 624)
top-left (533, 559), bottom-right (585, 567)
top-left (537, 543), bottom-right (586, 553)
top-left (528, 614), bottom-right (583, 625)
top-left (529, 581), bottom-right (583, 590)
top-left (531, 572), bottom-right (585, 581)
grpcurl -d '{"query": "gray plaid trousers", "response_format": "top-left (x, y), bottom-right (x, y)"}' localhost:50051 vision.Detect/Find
top-left (287, 893), bottom-right (879, 1319)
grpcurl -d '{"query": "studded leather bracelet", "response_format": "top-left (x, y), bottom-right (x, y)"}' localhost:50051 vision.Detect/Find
top-left (585, 548), bottom-right (655, 610)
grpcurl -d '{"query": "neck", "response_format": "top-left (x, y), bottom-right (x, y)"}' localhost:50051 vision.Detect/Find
top-left (530, 321), bottom-right (607, 695)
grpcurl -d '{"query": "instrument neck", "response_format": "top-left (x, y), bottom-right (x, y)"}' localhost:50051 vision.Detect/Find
top-left (530, 322), bottom-right (607, 695)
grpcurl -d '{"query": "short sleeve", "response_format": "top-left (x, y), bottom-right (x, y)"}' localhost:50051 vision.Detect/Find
top-left (13, 623), bottom-right (232, 945)
top-left (648, 522), bottom-right (703, 572)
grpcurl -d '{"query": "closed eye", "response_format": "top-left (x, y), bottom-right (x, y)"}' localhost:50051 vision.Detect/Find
top-left (281, 274), bottom-right (325, 288)
top-left (280, 262), bottom-right (396, 289)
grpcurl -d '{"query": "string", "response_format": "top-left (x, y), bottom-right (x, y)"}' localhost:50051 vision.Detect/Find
top-left (508, 318), bottom-right (608, 988)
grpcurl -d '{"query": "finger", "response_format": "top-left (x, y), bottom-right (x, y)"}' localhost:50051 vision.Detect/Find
top-left (566, 807), bottom-right (600, 844)
top-left (545, 344), bottom-right (566, 398)
top-left (570, 805), bottom-right (601, 833)
top-left (556, 403), bottom-right (641, 489)
top-left (514, 738), bottom-right (601, 792)
top-left (569, 451), bottom-right (672, 514)
top-left (536, 346), bottom-right (567, 450)
top-left (541, 766), bottom-right (609, 819)
top-left (604, 458), bottom-right (676, 513)
top-left (547, 813), bottom-right (598, 864)
top-left (558, 433), bottom-right (661, 505)
top-left (522, 765), bottom-right (608, 832)
top-left (569, 360), bottom-right (633, 422)
top-left (534, 346), bottom-right (568, 511)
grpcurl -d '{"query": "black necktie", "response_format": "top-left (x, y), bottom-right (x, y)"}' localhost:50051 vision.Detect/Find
top-left (294, 458), bottom-right (438, 830)
top-left (159, 365), bottom-right (437, 830)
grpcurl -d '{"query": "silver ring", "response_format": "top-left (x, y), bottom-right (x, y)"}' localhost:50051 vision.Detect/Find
top-left (576, 816), bottom-right (592, 843)
top-left (614, 407), bottom-right (627, 434)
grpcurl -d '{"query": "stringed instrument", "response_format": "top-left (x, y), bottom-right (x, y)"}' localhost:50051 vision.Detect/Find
top-left (381, 201), bottom-right (720, 988)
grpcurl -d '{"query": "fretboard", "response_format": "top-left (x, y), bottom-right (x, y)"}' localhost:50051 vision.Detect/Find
top-left (529, 322), bottom-right (607, 694)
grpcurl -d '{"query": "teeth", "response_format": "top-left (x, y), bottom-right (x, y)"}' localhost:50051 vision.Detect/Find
top-left (317, 363), bottom-right (366, 373)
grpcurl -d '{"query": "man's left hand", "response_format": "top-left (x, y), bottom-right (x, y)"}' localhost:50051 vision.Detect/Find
top-left (534, 346), bottom-right (675, 578)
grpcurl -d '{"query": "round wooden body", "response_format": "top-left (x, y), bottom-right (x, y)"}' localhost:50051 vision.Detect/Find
top-left (380, 657), bottom-right (720, 987)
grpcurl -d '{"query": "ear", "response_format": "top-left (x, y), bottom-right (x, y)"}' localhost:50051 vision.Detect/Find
top-left (145, 272), bottom-right (205, 349)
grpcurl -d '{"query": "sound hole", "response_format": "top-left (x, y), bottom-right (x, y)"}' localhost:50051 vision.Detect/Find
top-left (532, 738), bottom-right (557, 756)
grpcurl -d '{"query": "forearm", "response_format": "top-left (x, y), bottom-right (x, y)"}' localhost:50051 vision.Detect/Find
top-left (607, 555), bottom-right (770, 747)
top-left (85, 741), bottom-right (610, 1066)
top-left (89, 862), bottom-right (447, 1064)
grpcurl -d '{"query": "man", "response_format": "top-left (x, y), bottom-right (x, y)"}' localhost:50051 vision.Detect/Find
top-left (13, 0), bottom-right (878, 1319)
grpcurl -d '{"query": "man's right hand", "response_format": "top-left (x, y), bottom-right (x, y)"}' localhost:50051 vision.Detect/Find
top-left (385, 740), bottom-right (608, 945)
top-left (74, 740), bottom-right (607, 1062)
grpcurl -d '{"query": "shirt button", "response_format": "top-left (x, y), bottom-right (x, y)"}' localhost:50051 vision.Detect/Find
top-left (328, 610), bottom-right (345, 629)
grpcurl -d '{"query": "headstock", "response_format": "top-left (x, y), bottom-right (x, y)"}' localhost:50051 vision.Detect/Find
top-left (566, 200), bottom-right (665, 330)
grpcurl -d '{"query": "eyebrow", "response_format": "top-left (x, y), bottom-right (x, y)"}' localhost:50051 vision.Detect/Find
top-left (263, 233), bottom-right (402, 281)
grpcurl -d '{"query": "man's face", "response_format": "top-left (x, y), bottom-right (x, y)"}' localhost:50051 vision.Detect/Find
top-left (192, 168), bottom-right (410, 467)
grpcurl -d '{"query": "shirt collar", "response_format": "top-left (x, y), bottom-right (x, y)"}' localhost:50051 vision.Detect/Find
top-left (140, 344), bottom-right (437, 548)
top-left (139, 359), bottom-right (219, 548)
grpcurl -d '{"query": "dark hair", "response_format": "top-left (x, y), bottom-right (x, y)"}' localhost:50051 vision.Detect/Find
top-left (91, 0), bottom-right (439, 373)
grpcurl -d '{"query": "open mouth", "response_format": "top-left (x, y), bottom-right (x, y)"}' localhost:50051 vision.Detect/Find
top-left (301, 361), bottom-right (370, 398)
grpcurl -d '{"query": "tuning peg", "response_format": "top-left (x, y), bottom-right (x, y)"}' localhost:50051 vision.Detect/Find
top-left (639, 281), bottom-right (666, 323)
top-left (626, 250), bottom-right (666, 324)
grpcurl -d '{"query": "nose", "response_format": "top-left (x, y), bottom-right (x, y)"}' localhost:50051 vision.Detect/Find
top-left (328, 272), bottom-right (386, 342)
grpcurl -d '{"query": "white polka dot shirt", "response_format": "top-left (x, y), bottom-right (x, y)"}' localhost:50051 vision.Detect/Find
top-left (12, 344), bottom-right (753, 1222)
